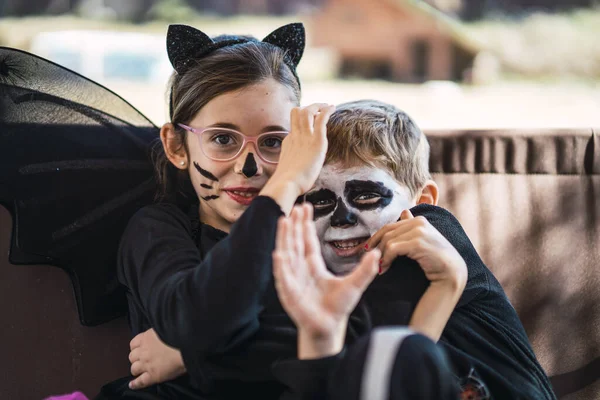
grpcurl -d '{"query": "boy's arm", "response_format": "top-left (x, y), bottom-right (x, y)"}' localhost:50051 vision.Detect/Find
top-left (408, 277), bottom-right (464, 341)
top-left (366, 209), bottom-right (467, 341)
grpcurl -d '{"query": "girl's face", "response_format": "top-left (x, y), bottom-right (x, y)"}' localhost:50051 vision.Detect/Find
top-left (305, 163), bottom-right (416, 275)
top-left (187, 78), bottom-right (297, 231)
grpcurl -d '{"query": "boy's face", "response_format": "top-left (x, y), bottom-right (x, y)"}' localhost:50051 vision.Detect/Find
top-left (305, 163), bottom-right (415, 275)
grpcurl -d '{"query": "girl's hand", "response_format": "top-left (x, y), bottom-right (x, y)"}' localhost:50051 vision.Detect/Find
top-left (273, 203), bottom-right (381, 359)
top-left (128, 329), bottom-right (186, 390)
top-left (260, 104), bottom-right (335, 214)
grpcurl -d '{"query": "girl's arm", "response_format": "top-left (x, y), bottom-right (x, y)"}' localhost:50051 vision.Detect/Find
top-left (120, 196), bottom-right (283, 360)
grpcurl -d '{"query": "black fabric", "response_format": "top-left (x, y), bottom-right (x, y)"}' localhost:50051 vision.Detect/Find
top-left (0, 46), bottom-right (158, 325)
top-left (388, 334), bottom-right (460, 400)
top-left (361, 204), bottom-right (556, 400)
top-left (274, 352), bottom-right (344, 400)
top-left (113, 196), bottom-right (294, 399)
top-left (275, 333), bottom-right (459, 400)
top-left (108, 198), bottom-right (555, 400)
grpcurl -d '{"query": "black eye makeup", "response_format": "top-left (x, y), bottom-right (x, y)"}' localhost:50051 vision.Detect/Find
top-left (353, 192), bottom-right (381, 204)
top-left (344, 180), bottom-right (393, 210)
top-left (304, 189), bottom-right (337, 218)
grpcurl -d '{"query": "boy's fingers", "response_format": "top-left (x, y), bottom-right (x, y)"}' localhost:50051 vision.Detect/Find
top-left (129, 334), bottom-right (141, 350)
top-left (346, 249), bottom-right (381, 292)
top-left (273, 252), bottom-right (298, 302)
top-left (368, 220), bottom-right (413, 252)
top-left (129, 372), bottom-right (151, 390)
top-left (128, 347), bottom-right (140, 364)
top-left (380, 239), bottom-right (416, 270)
top-left (303, 218), bottom-right (320, 257)
top-left (400, 209), bottom-right (414, 220)
top-left (282, 218), bottom-right (295, 258)
top-left (291, 206), bottom-right (305, 258)
top-left (276, 216), bottom-right (287, 252)
top-left (304, 221), bottom-right (329, 278)
top-left (366, 224), bottom-right (393, 250)
top-left (130, 360), bottom-right (143, 377)
top-left (302, 202), bottom-right (314, 222)
top-left (272, 251), bottom-right (283, 280)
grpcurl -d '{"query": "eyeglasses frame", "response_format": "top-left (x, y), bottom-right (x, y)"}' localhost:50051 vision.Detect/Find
top-left (177, 123), bottom-right (289, 164)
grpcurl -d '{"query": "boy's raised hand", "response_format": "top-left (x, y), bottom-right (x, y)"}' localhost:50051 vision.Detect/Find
top-left (366, 210), bottom-right (467, 288)
top-left (273, 203), bottom-right (381, 359)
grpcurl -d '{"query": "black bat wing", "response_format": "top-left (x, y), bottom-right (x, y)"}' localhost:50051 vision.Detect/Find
top-left (0, 47), bottom-right (161, 325)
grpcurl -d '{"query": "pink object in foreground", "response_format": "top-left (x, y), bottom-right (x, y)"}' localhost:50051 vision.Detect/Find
top-left (44, 392), bottom-right (89, 400)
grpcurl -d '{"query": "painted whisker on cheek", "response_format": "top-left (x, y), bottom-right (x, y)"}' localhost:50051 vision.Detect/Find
top-left (193, 162), bottom-right (219, 201)
top-left (193, 162), bottom-right (219, 181)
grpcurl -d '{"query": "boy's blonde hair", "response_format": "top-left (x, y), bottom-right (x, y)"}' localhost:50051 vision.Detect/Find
top-left (325, 100), bottom-right (431, 197)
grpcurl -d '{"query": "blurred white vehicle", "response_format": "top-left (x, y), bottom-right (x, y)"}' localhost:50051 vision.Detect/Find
top-left (29, 30), bottom-right (173, 87)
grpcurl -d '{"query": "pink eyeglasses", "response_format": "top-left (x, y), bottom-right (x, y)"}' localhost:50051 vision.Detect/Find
top-left (177, 123), bottom-right (289, 164)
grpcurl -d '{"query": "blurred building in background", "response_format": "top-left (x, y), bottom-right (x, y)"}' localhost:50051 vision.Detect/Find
top-left (1, 0), bottom-right (598, 20)
top-left (0, 0), bottom-right (325, 19)
top-left (311, 0), bottom-right (479, 82)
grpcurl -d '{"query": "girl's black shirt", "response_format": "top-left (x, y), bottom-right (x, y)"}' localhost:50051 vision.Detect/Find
top-left (118, 196), bottom-right (295, 399)
top-left (117, 197), bottom-right (556, 400)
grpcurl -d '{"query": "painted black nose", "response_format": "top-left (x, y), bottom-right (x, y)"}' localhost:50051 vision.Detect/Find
top-left (242, 153), bottom-right (258, 178)
top-left (330, 197), bottom-right (358, 227)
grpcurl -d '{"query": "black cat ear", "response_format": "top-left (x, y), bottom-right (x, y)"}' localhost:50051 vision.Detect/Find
top-left (262, 23), bottom-right (305, 68)
top-left (167, 24), bottom-right (215, 74)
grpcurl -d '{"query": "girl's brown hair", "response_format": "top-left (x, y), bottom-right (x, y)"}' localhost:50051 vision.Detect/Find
top-left (153, 37), bottom-right (301, 203)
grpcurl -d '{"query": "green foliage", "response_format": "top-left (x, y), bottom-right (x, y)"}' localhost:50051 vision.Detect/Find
top-left (465, 7), bottom-right (600, 79)
top-left (147, 0), bottom-right (199, 22)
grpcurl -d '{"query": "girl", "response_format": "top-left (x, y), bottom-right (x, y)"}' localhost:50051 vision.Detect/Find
top-left (272, 100), bottom-right (556, 400)
top-left (98, 22), bottom-right (337, 399)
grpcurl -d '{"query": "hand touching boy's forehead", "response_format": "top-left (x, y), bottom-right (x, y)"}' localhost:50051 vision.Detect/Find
top-left (305, 164), bottom-right (415, 274)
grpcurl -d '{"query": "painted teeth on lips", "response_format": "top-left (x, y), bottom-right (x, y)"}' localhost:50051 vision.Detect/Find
top-left (330, 239), bottom-right (364, 249)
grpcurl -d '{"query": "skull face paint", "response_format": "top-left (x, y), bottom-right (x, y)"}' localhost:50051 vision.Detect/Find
top-left (305, 164), bottom-right (415, 275)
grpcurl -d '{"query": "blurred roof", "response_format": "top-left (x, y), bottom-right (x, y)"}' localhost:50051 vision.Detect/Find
top-left (385, 0), bottom-right (483, 53)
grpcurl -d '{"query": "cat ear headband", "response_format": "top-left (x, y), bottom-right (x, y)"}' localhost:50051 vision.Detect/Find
top-left (166, 22), bottom-right (305, 75)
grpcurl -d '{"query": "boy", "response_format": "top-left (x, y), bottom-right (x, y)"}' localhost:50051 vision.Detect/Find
top-left (273, 100), bottom-right (556, 400)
